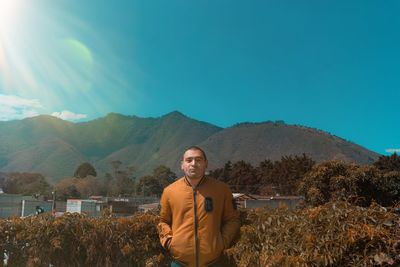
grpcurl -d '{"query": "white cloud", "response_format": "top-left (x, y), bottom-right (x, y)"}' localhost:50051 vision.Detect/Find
top-left (0, 94), bottom-right (42, 121)
top-left (385, 148), bottom-right (400, 154)
top-left (51, 110), bottom-right (87, 121)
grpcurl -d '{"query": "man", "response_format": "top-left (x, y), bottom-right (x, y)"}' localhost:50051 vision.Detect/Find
top-left (158, 146), bottom-right (240, 267)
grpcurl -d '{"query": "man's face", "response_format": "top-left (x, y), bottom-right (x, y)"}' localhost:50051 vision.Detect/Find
top-left (181, 149), bottom-right (208, 180)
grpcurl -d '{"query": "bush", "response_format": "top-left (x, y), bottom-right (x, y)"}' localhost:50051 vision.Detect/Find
top-left (0, 202), bottom-right (398, 266)
top-left (227, 201), bottom-right (400, 266)
top-left (298, 161), bottom-right (400, 207)
top-left (0, 213), bottom-right (168, 267)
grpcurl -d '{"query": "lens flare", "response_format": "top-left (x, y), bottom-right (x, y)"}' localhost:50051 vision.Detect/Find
top-left (0, 0), bottom-right (23, 34)
top-left (0, 0), bottom-right (132, 118)
top-left (0, 1), bottom-right (96, 103)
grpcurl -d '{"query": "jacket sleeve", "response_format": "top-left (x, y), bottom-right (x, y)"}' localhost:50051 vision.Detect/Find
top-left (158, 188), bottom-right (173, 250)
top-left (221, 186), bottom-right (240, 249)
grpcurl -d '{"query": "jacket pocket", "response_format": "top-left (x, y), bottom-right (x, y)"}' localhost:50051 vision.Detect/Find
top-left (208, 232), bottom-right (224, 255)
top-left (169, 236), bottom-right (182, 259)
top-left (170, 235), bottom-right (193, 263)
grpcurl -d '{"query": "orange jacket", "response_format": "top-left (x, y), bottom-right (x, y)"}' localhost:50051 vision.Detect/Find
top-left (158, 176), bottom-right (240, 267)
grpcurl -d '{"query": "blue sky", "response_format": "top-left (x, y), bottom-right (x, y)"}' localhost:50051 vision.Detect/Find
top-left (0, 0), bottom-right (399, 155)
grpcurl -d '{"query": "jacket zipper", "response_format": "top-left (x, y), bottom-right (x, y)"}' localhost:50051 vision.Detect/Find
top-left (193, 187), bottom-right (199, 267)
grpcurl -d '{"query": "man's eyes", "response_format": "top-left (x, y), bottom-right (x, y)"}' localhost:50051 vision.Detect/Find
top-left (185, 157), bottom-right (204, 162)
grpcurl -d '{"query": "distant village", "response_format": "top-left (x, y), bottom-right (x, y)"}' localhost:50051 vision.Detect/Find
top-left (0, 188), bottom-right (303, 218)
top-left (0, 156), bottom-right (311, 218)
top-left (1, 152), bottom-right (399, 219)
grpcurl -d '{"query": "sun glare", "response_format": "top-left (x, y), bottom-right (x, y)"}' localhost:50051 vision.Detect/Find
top-left (0, 0), bottom-right (124, 116)
top-left (0, 0), bottom-right (23, 34)
top-left (0, 0), bottom-right (93, 95)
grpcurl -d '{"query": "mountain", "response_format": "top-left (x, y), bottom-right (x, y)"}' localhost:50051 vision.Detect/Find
top-left (0, 112), bottom-right (380, 181)
top-left (199, 122), bottom-right (378, 170)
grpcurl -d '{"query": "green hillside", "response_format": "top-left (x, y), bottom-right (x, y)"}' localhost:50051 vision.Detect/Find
top-left (0, 112), bottom-right (379, 181)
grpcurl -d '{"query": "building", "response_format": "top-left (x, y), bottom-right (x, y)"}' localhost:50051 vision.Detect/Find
top-left (89, 196), bottom-right (159, 217)
top-left (232, 193), bottom-right (258, 209)
top-left (233, 193), bottom-right (303, 210)
top-left (245, 195), bottom-right (304, 209)
top-left (138, 202), bottom-right (159, 213)
top-left (0, 193), bottom-right (59, 218)
top-left (21, 199), bottom-right (53, 217)
top-left (66, 199), bottom-right (105, 217)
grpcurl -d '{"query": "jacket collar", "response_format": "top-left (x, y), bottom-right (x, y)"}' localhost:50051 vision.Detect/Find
top-left (183, 175), bottom-right (207, 188)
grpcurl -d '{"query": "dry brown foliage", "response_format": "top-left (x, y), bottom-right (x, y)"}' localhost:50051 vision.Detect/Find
top-left (298, 161), bottom-right (400, 207)
top-left (0, 202), bottom-right (398, 266)
top-left (0, 213), bottom-right (168, 267)
top-left (227, 201), bottom-right (400, 267)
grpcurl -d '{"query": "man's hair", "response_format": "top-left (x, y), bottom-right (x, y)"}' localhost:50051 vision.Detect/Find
top-left (183, 146), bottom-right (207, 161)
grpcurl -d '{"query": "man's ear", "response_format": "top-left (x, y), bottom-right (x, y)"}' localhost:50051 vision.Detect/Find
top-left (180, 160), bottom-right (184, 171)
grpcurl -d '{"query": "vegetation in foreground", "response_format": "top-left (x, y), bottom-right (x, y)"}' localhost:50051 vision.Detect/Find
top-left (0, 154), bottom-right (398, 266)
top-left (0, 201), bottom-right (398, 267)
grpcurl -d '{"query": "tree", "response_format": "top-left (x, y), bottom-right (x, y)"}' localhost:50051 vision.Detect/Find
top-left (107, 161), bottom-right (135, 196)
top-left (208, 167), bottom-right (223, 181)
top-left (270, 154), bottom-right (315, 195)
top-left (74, 162), bottom-right (97, 178)
top-left (256, 159), bottom-right (275, 195)
top-left (136, 166), bottom-right (177, 196)
top-left (152, 165), bottom-right (176, 188)
top-left (3, 172), bottom-right (52, 197)
top-left (101, 173), bottom-right (114, 196)
top-left (374, 153), bottom-right (400, 171)
top-left (0, 172), bottom-right (7, 189)
top-left (136, 175), bottom-right (163, 196)
top-left (298, 160), bottom-right (400, 207)
top-left (75, 175), bottom-right (102, 198)
top-left (55, 176), bottom-right (103, 200)
top-left (229, 160), bottom-right (257, 193)
top-left (207, 154), bottom-right (315, 195)
top-left (209, 161), bottom-right (233, 183)
top-left (221, 161), bottom-right (233, 183)
top-left (55, 177), bottom-right (81, 200)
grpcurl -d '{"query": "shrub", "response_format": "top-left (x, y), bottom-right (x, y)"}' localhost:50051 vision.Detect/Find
top-left (227, 201), bottom-right (400, 266)
top-left (298, 161), bottom-right (400, 207)
top-left (0, 202), bottom-right (398, 266)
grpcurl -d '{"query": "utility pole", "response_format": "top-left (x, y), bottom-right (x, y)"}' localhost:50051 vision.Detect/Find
top-left (52, 191), bottom-right (56, 214)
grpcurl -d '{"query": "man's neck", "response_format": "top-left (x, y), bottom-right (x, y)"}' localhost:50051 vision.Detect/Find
top-left (186, 176), bottom-right (203, 187)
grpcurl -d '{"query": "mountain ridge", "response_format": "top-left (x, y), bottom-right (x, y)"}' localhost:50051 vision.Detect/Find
top-left (0, 112), bottom-right (380, 181)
